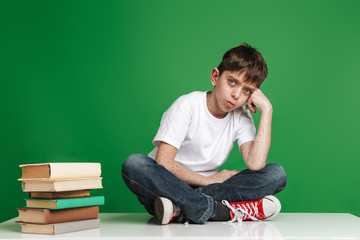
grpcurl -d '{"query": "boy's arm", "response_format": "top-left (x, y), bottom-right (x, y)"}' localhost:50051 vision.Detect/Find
top-left (240, 89), bottom-right (273, 171)
top-left (156, 141), bottom-right (240, 186)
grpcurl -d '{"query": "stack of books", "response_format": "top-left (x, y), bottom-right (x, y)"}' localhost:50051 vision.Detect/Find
top-left (17, 163), bottom-right (104, 235)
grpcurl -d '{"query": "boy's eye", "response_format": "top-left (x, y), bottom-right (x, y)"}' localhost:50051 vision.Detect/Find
top-left (229, 80), bottom-right (236, 85)
top-left (244, 89), bottom-right (251, 94)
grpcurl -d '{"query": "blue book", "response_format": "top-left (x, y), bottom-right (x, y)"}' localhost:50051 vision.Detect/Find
top-left (25, 196), bottom-right (105, 209)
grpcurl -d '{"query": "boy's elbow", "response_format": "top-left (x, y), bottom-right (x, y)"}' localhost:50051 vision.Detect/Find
top-left (247, 162), bottom-right (266, 171)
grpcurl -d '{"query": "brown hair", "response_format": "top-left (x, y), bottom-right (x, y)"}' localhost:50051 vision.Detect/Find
top-left (217, 43), bottom-right (268, 87)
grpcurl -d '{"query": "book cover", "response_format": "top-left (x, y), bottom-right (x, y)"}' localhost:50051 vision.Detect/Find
top-left (19, 218), bottom-right (100, 235)
top-left (25, 196), bottom-right (105, 209)
top-left (21, 177), bottom-right (103, 192)
top-left (19, 162), bottom-right (101, 180)
top-left (29, 190), bottom-right (91, 199)
top-left (17, 205), bottom-right (99, 224)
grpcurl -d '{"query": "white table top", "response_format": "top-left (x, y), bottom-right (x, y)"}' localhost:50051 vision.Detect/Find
top-left (0, 213), bottom-right (359, 239)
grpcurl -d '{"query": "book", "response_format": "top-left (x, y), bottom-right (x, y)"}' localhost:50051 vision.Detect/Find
top-left (21, 177), bottom-right (103, 192)
top-left (19, 218), bottom-right (100, 235)
top-left (19, 162), bottom-right (101, 180)
top-left (29, 190), bottom-right (91, 199)
top-left (17, 206), bottom-right (99, 224)
top-left (25, 196), bottom-right (105, 209)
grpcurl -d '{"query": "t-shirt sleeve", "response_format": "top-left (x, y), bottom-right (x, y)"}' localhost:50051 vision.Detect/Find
top-left (235, 107), bottom-right (256, 149)
top-left (152, 96), bottom-right (192, 149)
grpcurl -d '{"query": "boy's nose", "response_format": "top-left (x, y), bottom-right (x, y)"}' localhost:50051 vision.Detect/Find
top-left (232, 88), bottom-right (242, 100)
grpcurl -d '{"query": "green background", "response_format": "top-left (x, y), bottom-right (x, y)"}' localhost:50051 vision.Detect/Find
top-left (1, 0), bottom-right (359, 223)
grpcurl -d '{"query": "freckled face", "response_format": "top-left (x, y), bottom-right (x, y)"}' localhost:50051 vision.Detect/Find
top-left (212, 70), bottom-right (257, 116)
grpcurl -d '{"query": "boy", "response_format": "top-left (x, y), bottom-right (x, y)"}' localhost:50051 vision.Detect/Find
top-left (122, 43), bottom-right (287, 224)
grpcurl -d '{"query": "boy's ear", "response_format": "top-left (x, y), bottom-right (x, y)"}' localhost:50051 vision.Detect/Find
top-left (211, 68), bottom-right (220, 86)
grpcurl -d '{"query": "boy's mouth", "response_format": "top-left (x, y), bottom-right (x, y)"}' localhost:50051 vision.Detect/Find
top-left (226, 101), bottom-right (235, 108)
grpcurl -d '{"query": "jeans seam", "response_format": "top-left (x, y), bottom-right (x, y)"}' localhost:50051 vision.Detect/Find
top-left (121, 172), bottom-right (158, 199)
top-left (197, 193), bottom-right (213, 224)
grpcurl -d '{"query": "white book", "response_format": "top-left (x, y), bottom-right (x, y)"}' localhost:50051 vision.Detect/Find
top-left (19, 162), bottom-right (101, 180)
top-left (21, 177), bottom-right (103, 192)
top-left (20, 218), bottom-right (100, 235)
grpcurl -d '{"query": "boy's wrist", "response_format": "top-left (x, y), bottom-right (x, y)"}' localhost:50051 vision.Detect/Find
top-left (206, 175), bottom-right (216, 185)
top-left (260, 104), bottom-right (273, 114)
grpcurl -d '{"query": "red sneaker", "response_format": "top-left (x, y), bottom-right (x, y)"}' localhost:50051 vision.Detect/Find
top-left (222, 195), bottom-right (281, 222)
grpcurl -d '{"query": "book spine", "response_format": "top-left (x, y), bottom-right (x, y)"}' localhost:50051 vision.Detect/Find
top-left (57, 196), bottom-right (104, 209)
top-left (22, 178), bottom-right (103, 192)
top-left (19, 163), bottom-right (102, 179)
top-left (22, 181), bottom-right (55, 192)
top-left (29, 190), bottom-right (91, 199)
top-left (45, 206), bottom-right (99, 224)
top-left (18, 206), bottom-right (99, 224)
top-left (20, 218), bottom-right (100, 234)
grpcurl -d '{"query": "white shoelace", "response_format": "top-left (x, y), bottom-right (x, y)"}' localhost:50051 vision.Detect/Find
top-left (222, 200), bottom-right (261, 223)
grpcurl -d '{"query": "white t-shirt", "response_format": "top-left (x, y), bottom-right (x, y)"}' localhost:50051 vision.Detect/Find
top-left (148, 91), bottom-right (256, 176)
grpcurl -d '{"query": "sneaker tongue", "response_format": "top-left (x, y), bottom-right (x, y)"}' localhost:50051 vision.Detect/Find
top-left (210, 200), bottom-right (231, 221)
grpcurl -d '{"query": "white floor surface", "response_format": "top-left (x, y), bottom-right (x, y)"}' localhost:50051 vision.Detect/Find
top-left (0, 213), bottom-right (359, 239)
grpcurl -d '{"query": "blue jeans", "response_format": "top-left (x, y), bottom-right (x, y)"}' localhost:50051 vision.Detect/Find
top-left (121, 153), bottom-right (287, 224)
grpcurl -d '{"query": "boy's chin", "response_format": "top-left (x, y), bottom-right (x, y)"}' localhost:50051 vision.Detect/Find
top-left (227, 105), bottom-right (241, 111)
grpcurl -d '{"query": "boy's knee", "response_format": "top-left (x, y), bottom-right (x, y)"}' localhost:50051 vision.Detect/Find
top-left (122, 153), bottom-right (149, 174)
top-left (265, 163), bottom-right (287, 185)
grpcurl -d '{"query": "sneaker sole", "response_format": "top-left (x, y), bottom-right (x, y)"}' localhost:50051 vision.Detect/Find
top-left (263, 195), bottom-right (281, 220)
top-left (154, 197), bottom-right (173, 225)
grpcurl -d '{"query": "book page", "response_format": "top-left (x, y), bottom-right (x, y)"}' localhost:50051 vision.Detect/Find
top-left (49, 163), bottom-right (101, 179)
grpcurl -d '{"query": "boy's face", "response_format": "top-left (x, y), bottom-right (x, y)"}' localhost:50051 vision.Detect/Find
top-left (210, 68), bottom-right (257, 117)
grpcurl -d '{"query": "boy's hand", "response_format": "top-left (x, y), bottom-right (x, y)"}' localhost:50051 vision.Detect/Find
top-left (209, 169), bottom-right (241, 184)
top-left (246, 89), bottom-right (272, 114)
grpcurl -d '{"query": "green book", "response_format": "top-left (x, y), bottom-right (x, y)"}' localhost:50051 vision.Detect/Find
top-left (25, 196), bottom-right (105, 209)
